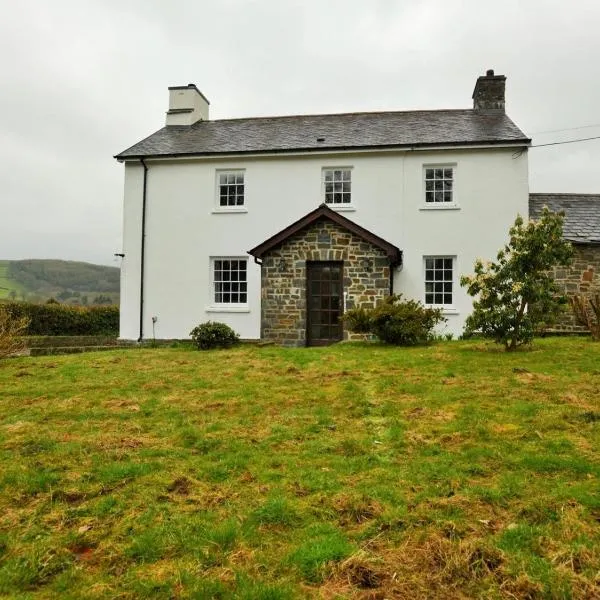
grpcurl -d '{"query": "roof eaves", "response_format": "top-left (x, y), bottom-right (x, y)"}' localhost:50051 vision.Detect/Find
top-left (115, 138), bottom-right (531, 162)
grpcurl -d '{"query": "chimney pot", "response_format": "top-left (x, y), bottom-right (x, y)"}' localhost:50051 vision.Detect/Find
top-left (486, 69), bottom-right (494, 76)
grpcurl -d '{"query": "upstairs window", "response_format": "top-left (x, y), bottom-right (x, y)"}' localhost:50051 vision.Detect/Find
top-left (425, 257), bottom-right (454, 306)
top-left (425, 167), bottom-right (454, 204)
top-left (213, 258), bottom-right (247, 304)
top-left (218, 171), bottom-right (245, 207)
top-left (323, 168), bottom-right (352, 205)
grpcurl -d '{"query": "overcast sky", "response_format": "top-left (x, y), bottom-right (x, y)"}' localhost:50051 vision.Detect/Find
top-left (1, 0), bottom-right (599, 266)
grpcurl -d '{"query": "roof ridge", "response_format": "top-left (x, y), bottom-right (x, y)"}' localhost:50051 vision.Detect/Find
top-left (200, 108), bottom-right (476, 124)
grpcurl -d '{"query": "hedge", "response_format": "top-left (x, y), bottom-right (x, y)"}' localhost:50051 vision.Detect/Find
top-left (3, 302), bottom-right (119, 336)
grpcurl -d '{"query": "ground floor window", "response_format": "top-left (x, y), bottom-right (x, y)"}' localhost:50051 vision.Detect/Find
top-left (212, 258), bottom-right (247, 304)
top-left (424, 256), bottom-right (454, 306)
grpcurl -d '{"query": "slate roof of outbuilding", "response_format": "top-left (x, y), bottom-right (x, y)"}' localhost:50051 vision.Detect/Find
top-left (115, 109), bottom-right (530, 159)
top-left (529, 193), bottom-right (600, 245)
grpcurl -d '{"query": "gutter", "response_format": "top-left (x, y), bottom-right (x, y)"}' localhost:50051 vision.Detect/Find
top-left (138, 159), bottom-right (148, 342)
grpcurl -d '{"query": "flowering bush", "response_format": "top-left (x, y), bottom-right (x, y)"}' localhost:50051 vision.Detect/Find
top-left (461, 208), bottom-right (573, 350)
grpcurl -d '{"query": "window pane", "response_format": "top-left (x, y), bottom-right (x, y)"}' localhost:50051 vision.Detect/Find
top-left (444, 294), bottom-right (452, 304)
top-left (434, 192), bottom-right (443, 202)
top-left (425, 181), bottom-right (434, 191)
top-left (435, 169), bottom-right (443, 178)
top-left (334, 170), bottom-right (342, 181)
top-left (426, 191), bottom-right (434, 203)
top-left (425, 169), bottom-right (434, 179)
top-left (334, 182), bottom-right (342, 192)
top-left (435, 180), bottom-right (443, 190)
top-left (444, 258), bottom-right (452, 270)
top-left (444, 168), bottom-right (453, 179)
top-left (443, 192), bottom-right (452, 203)
top-left (324, 171), bottom-right (333, 182)
top-left (334, 193), bottom-right (342, 203)
top-left (342, 182), bottom-right (350, 193)
top-left (425, 259), bottom-right (433, 270)
top-left (425, 293), bottom-right (434, 304)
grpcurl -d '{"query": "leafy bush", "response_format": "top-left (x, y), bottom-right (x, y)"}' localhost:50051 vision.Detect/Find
top-left (190, 321), bottom-right (240, 350)
top-left (343, 294), bottom-right (446, 345)
top-left (0, 306), bottom-right (30, 359)
top-left (461, 208), bottom-right (573, 351)
top-left (2, 302), bottom-right (118, 336)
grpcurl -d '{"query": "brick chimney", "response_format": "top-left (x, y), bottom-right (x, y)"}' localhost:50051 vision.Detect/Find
top-left (472, 69), bottom-right (506, 113)
top-left (166, 84), bottom-right (210, 126)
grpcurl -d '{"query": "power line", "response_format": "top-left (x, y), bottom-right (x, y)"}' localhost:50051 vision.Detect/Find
top-left (531, 135), bottom-right (600, 148)
top-left (531, 123), bottom-right (600, 135)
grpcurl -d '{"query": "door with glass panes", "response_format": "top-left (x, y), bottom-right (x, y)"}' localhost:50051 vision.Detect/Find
top-left (306, 261), bottom-right (343, 346)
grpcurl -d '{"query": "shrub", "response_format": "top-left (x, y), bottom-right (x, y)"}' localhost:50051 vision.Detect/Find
top-left (0, 306), bottom-right (30, 359)
top-left (1, 302), bottom-right (118, 336)
top-left (190, 321), bottom-right (240, 350)
top-left (343, 294), bottom-right (446, 346)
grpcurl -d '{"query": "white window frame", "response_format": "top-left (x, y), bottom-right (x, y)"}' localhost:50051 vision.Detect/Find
top-left (322, 167), bottom-right (355, 211)
top-left (423, 255), bottom-right (458, 313)
top-left (206, 257), bottom-right (250, 313)
top-left (213, 169), bottom-right (247, 213)
top-left (420, 164), bottom-right (460, 210)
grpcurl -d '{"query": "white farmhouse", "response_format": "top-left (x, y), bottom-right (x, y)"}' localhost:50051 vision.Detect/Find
top-left (115, 70), bottom-right (530, 345)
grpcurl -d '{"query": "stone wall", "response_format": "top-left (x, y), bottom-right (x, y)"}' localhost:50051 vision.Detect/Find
top-left (260, 219), bottom-right (391, 346)
top-left (551, 243), bottom-right (600, 332)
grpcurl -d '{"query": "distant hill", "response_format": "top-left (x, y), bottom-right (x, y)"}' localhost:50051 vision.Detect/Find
top-left (0, 259), bottom-right (119, 305)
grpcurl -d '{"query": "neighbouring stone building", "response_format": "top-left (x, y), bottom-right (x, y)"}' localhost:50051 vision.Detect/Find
top-left (249, 204), bottom-right (402, 346)
top-left (529, 193), bottom-right (600, 332)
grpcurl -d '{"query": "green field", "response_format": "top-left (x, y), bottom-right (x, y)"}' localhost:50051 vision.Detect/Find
top-left (0, 261), bottom-right (25, 300)
top-left (0, 339), bottom-right (599, 598)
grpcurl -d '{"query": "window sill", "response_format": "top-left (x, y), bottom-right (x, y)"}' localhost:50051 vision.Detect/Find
top-left (419, 204), bottom-right (460, 211)
top-left (211, 208), bottom-right (248, 214)
top-left (206, 305), bottom-right (250, 313)
top-left (326, 204), bottom-right (356, 212)
top-left (426, 306), bottom-right (459, 315)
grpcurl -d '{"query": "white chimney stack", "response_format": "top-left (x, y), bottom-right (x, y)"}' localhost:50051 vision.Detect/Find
top-left (166, 84), bottom-right (210, 126)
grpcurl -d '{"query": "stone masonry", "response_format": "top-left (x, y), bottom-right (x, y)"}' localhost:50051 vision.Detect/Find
top-left (551, 244), bottom-right (600, 332)
top-left (260, 219), bottom-right (391, 346)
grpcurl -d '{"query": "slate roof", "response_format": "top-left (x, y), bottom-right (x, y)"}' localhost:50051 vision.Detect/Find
top-left (529, 194), bottom-right (600, 245)
top-left (115, 109), bottom-right (530, 159)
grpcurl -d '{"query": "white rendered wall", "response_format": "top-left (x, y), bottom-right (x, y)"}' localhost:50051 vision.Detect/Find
top-left (119, 147), bottom-right (528, 340)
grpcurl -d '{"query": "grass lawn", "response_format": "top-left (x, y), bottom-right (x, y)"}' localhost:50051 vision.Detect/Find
top-left (0, 338), bottom-right (599, 599)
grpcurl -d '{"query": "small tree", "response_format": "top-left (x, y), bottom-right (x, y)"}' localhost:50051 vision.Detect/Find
top-left (461, 208), bottom-right (573, 351)
top-left (0, 305), bottom-right (30, 360)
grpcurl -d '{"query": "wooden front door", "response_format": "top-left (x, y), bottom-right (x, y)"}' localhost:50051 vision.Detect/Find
top-left (306, 261), bottom-right (344, 346)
